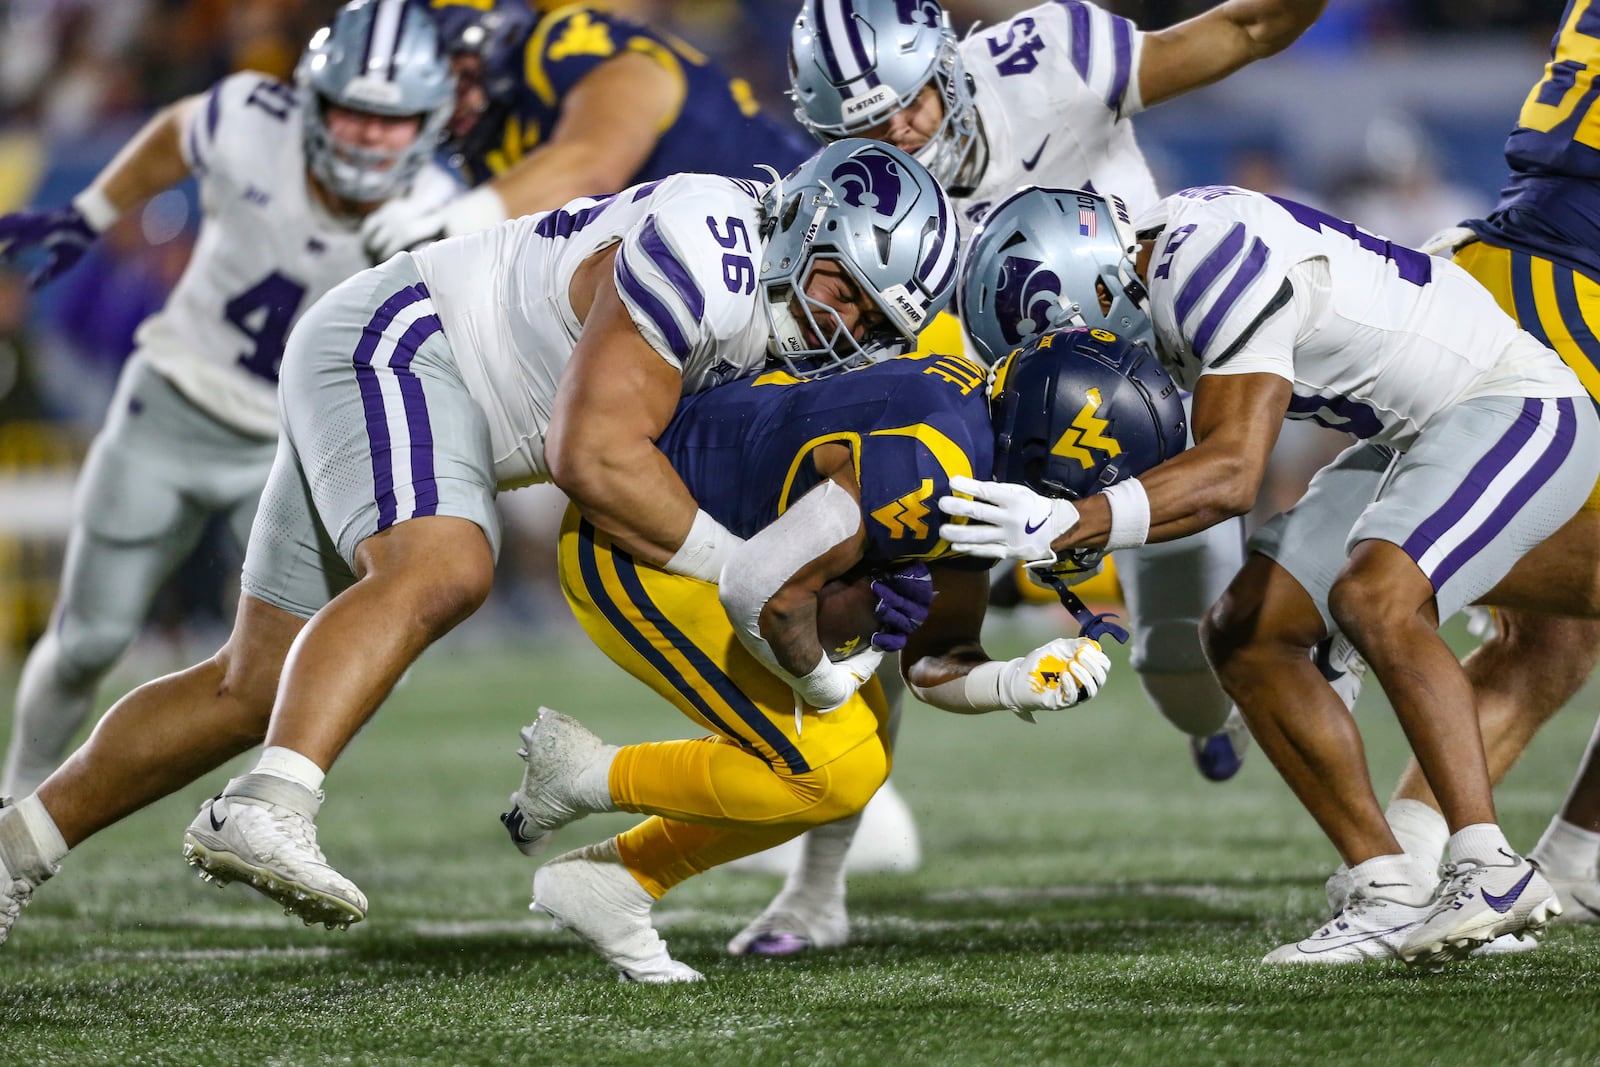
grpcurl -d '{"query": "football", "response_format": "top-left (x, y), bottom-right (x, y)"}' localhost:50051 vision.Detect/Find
top-left (815, 566), bottom-right (882, 661)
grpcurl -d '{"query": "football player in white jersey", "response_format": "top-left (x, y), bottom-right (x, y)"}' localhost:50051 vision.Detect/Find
top-left (0, 138), bottom-right (957, 948)
top-left (945, 185), bottom-right (1600, 967)
top-left (723, 0), bottom-right (1326, 959)
top-left (0, 0), bottom-right (457, 798)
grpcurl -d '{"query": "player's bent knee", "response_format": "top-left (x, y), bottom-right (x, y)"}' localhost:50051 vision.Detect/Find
top-left (804, 738), bottom-right (891, 827)
top-left (51, 615), bottom-right (139, 683)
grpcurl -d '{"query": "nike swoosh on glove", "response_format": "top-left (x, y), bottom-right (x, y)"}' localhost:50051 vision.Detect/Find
top-left (937, 475), bottom-right (1079, 566)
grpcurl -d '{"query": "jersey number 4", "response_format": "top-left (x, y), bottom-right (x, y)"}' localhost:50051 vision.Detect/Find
top-left (225, 271), bottom-right (307, 381)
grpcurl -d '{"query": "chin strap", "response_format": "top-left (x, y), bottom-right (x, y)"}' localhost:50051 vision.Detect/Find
top-left (1030, 568), bottom-right (1129, 645)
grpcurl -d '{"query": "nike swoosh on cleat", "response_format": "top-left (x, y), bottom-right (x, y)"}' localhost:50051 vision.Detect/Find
top-left (1024, 514), bottom-right (1049, 534)
top-left (1021, 137), bottom-right (1049, 171)
top-left (1482, 869), bottom-right (1537, 913)
top-left (208, 804), bottom-right (227, 832)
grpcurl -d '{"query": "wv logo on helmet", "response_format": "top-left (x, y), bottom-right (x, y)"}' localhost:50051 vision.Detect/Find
top-left (1052, 388), bottom-right (1122, 469)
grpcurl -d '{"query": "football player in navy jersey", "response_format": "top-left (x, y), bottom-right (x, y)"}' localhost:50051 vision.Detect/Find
top-left (499, 329), bottom-right (1183, 980)
top-left (360, 0), bottom-right (816, 259)
top-left (727, 0), bottom-right (1327, 960)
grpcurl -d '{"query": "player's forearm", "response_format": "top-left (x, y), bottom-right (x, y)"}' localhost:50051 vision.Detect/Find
top-left (904, 649), bottom-right (1000, 715)
top-left (90, 98), bottom-right (198, 216)
top-left (549, 436), bottom-right (699, 569)
top-left (488, 141), bottom-right (646, 219)
top-left (1220, 0), bottom-right (1326, 56)
top-left (1057, 448), bottom-right (1261, 554)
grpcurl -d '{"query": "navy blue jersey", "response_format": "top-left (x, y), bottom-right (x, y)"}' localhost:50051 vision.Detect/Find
top-left (457, 4), bottom-right (812, 187)
top-left (1471, 0), bottom-right (1600, 276)
top-left (659, 353), bottom-right (995, 566)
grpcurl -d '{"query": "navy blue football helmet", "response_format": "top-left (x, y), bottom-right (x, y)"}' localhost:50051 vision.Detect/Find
top-left (427, 0), bottom-right (537, 161)
top-left (990, 326), bottom-right (1186, 502)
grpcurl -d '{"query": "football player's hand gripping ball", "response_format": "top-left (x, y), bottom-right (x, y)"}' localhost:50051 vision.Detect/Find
top-left (869, 562), bottom-right (935, 651)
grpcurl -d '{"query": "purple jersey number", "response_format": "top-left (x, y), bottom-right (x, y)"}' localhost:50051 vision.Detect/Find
top-left (225, 270), bottom-right (307, 381)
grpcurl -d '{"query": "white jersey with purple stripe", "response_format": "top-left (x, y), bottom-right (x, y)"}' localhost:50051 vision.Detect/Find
top-left (956, 1), bottom-right (1156, 238)
top-left (406, 173), bottom-right (772, 490)
top-left (136, 70), bottom-right (457, 438)
top-left (1135, 185), bottom-right (1585, 450)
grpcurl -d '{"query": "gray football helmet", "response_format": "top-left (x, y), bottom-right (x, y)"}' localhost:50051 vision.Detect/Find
top-left (758, 138), bottom-right (959, 378)
top-left (960, 186), bottom-right (1153, 366)
top-left (296, 0), bottom-right (455, 203)
top-left (789, 0), bottom-right (981, 191)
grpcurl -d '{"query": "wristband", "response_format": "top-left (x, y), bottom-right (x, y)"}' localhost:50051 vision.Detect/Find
top-left (72, 187), bottom-right (120, 233)
top-left (795, 656), bottom-right (857, 713)
top-left (1102, 477), bottom-right (1151, 551)
top-left (664, 509), bottom-right (741, 582)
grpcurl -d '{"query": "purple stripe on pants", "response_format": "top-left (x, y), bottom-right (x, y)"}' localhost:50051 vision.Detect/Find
top-left (352, 282), bottom-right (431, 531)
top-left (379, 314), bottom-right (443, 528)
top-left (1425, 398), bottom-right (1577, 591)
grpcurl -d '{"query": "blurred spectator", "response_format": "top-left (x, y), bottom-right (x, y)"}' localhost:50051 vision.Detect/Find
top-left (1333, 111), bottom-right (1490, 247)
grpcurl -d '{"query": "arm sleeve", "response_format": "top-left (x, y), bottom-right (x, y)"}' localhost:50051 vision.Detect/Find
top-left (1030, 1), bottom-right (1146, 119)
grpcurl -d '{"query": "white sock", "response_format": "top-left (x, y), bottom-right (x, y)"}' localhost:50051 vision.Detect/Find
top-left (1348, 852), bottom-right (1436, 906)
top-left (1385, 798), bottom-right (1449, 865)
top-left (252, 746), bottom-right (326, 793)
top-left (1530, 817), bottom-right (1600, 877)
top-left (0, 795), bottom-right (69, 883)
top-left (573, 746), bottom-right (620, 813)
top-left (780, 812), bottom-right (860, 908)
top-left (1448, 823), bottom-right (1513, 866)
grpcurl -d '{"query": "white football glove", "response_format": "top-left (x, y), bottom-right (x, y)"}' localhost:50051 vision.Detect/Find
top-left (938, 474), bottom-right (1079, 566)
top-left (361, 185), bottom-right (507, 263)
top-left (795, 647), bottom-right (885, 714)
top-left (994, 637), bottom-right (1111, 723)
top-left (1418, 224), bottom-right (1476, 258)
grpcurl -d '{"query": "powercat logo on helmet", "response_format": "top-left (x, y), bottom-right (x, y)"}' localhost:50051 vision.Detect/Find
top-left (993, 255), bottom-right (1063, 348)
top-left (831, 151), bottom-right (904, 216)
top-left (894, 0), bottom-right (941, 28)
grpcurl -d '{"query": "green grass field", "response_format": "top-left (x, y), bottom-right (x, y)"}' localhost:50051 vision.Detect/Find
top-left (1, 613), bottom-right (1597, 1067)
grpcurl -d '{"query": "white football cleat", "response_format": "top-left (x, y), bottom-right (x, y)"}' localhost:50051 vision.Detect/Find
top-left (726, 892), bottom-right (850, 957)
top-left (181, 775), bottom-right (367, 929)
top-left (1526, 852), bottom-right (1600, 924)
top-left (1262, 887), bottom-right (1430, 964)
top-left (533, 842), bottom-right (701, 983)
top-left (1399, 850), bottom-right (1562, 968)
top-left (500, 708), bottom-right (610, 858)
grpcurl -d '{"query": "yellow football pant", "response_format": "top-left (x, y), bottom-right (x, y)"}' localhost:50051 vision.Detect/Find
top-left (558, 506), bottom-right (893, 897)
top-left (1453, 239), bottom-right (1600, 509)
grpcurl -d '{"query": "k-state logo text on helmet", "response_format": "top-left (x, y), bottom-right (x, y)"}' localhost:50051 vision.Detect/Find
top-left (830, 151), bottom-right (904, 216)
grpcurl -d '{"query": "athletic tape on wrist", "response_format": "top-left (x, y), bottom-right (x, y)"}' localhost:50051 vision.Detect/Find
top-left (1102, 478), bottom-right (1151, 551)
top-left (665, 509), bottom-right (741, 582)
top-left (72, 187), bottom-right (120, 232)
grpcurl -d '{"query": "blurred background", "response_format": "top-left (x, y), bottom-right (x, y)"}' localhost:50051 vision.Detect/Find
top-left (0, 0), bottom-right (1559, 664)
